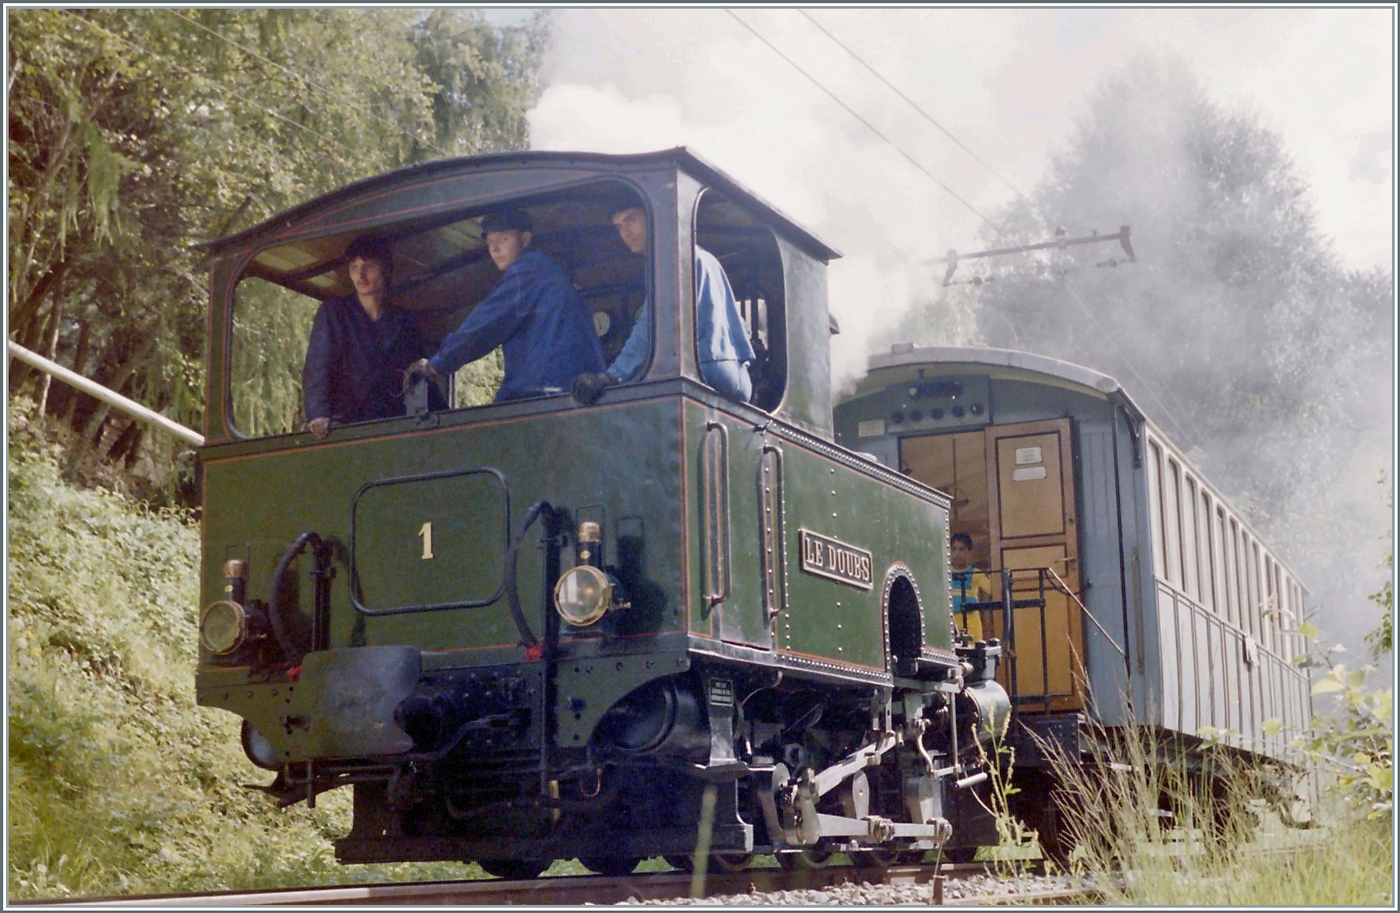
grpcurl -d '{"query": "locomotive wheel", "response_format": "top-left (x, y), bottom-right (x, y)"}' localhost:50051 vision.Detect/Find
top-left (775, 847), bottom-right (830, 870)
top-left (477, 858), bottom-right (549, 880)
top-left (664, 854), bottom-right (694, 873)
top-left (579, 855), bottom-right (643, 876)
top-left (709, 851), bottom-right (755, 872)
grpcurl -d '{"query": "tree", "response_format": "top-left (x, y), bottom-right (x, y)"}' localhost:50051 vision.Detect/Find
top-left (409, 9), bottom-right (548, 159)
top-left (1365, 474), bottom-right (1393, 661)
top-left (7, 9), bottom-right (547, 502)
top-left (969, 54), bottom-right (1392, 654)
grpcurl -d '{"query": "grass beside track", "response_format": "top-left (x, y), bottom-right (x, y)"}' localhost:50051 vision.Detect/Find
top-left (6, 411), bottom-right (494, 898)
top-left (1035, 717), bottom-right (1394, 906)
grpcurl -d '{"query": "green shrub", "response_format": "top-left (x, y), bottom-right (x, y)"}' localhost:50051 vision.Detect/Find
top-left (7, 406), bottom-right (484, 897)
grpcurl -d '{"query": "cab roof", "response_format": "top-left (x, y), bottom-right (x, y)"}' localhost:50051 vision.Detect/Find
top-left (199, 147), bottom-right (843, 264)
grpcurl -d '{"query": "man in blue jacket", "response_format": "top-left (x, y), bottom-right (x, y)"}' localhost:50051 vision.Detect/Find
top-left (410, 209), bottom-right (605, 401)
top-left (571, 203), bottom-right (755, 405)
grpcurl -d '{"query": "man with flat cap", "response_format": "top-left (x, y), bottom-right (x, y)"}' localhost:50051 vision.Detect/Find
top-left (410, 208), bottom-right (605, 402)
top-left (302, 234), bottom-right (436, 439)
top-left (572, 200), bottom-right (755, 406)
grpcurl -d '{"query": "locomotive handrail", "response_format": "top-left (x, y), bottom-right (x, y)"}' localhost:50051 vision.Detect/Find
top-left (970, 566), bottom-right (1125, 660)
top-left (505, 499), bottom-right (555, 653)
top-left (982, 566), bottom-right (1120, 712)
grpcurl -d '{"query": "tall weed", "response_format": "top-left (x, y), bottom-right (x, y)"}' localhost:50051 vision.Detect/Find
top-left (1038, 717), bottom-right (1392, 905)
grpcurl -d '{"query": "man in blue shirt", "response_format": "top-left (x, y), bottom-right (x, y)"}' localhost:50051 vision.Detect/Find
top-left (409, 209), bottom-right (604, 402)
top-left (572, 203), bottom-right (755, 405)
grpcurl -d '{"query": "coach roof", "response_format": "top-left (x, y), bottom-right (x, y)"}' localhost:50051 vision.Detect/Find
top-left (858, 344), bottom-right (1149, 426)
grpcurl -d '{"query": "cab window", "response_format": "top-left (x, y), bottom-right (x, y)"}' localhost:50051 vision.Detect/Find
top-left (694, 190), bottom-right (786, 410)
top-left (226, 181), bottom-right (646, 438)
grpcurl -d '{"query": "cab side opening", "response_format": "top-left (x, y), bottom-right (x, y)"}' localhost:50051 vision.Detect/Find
top-left (694, 190), bottom-right (786, 412)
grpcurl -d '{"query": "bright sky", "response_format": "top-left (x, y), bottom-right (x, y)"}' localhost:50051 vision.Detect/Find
top-left (521, 8), bottom-right (1393, 268)
top-left (506, 7), bottom-right (1394, 386)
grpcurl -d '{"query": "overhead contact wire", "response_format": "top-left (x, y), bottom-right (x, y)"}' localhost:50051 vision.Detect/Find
top-left (798, 10), bottom-right (1033, 206)
top-left (725, 9), bottom-right (1000, 232)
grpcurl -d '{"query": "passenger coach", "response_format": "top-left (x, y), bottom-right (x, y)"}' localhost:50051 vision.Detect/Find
top-left (835, 345), bottom-right (1313, 850)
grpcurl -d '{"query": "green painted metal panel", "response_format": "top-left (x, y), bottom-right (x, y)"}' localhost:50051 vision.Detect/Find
top-left (681, 401), bottom-right (951, 676)
top-left (351, 469), bottom-right (508, 613)
top-left (199, 398), bottom-right (687, 661)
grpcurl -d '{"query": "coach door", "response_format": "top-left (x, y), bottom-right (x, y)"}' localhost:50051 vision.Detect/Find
top-left (901, 418), bottom-right (1085, 713)
top-left (986, 419), bottom-right (1084, 712)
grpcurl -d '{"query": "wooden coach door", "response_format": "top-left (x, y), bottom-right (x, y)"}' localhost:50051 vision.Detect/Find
top-left (900, 418), bottom-right (1086, 713)
top-left (987, 419), bottom-right (1084, 712)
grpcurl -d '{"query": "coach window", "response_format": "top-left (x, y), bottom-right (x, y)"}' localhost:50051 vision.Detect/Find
top-left (1247, 540), bottom-right (1262, 644)
top-left (1265, 551), bottom-right (1279, 653)
top-left (694, 189), bottom-right (785, 410)
top-left (1200, 491), bottom-right (1218, 615)
top-left (1147, 441), bottom-right (1167, 581)
top-left (1232, 522), bottom-right (1248, 634)
top-left (1218, 509), bottom-right (1237, 627)
top-left (1293, 580), bottom-right (1305, 660)
top-left (1237, 529), bottom-right (1254, 639)
top-left (1290, 580), bottom-right (1304, 661)
top-left (1165, 458), bottom-right (1184, 587)
top-left (1182, 475), bottom-right (1200, 601)
top-left (1239, 534), bottom-right (1254, 638)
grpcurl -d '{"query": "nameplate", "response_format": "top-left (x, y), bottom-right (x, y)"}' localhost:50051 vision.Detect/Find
top-left (799, 530), bottom-right (874, 590)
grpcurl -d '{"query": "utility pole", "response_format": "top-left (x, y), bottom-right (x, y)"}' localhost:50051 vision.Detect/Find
top-left (935, 226), bottom-right (1135, 286)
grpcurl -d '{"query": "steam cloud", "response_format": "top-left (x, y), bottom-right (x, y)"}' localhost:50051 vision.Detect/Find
top-left (527, 9), bottom-right (1394, 669)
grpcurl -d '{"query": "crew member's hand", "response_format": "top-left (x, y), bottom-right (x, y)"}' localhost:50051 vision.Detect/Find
top-left (307, 417), bottom-right (331, 440)
top-left (406, 358), bottom-right (439, 380)
top-left (572, 371), bottom-right (615, 405)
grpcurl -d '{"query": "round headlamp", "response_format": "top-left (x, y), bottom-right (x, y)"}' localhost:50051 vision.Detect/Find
top-left (200, 599), bottom-right (248, 654)
top-left (554, 565), bottom-right (613, 627)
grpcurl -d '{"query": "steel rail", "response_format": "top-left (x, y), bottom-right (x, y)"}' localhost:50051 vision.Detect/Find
top-left (7, 340), bottom-right (204, 446)
top-left (13, 862), bottom-right (973, 907)
top-left (20, 833), bottom-right (1320, 906)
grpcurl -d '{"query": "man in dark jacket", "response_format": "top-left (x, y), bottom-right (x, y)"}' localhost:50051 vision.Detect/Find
top-left (302, 234), bottom-right (433, 439)
top-left (409, 209), bottom-right (605, 402)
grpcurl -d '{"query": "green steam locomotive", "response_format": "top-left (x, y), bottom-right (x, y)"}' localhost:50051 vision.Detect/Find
top-left (195, 149), bottom-right (1007, 875)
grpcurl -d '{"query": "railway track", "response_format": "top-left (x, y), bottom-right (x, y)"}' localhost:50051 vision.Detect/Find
top-left (10, 861), bottom-right (1102, 907)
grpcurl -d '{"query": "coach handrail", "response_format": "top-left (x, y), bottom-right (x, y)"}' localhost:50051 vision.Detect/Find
top-left (1043, 566), bottom-right (1126, 658)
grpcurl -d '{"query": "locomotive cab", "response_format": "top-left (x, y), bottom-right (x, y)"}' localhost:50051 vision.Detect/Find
top-left (196, 150), bottom-right (996, 873)
top-left (217, 153), bottom-right (831, 440)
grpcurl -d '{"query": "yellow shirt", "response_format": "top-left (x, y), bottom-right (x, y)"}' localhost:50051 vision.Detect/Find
top-left (952, 567), bottom-right (992, 640)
